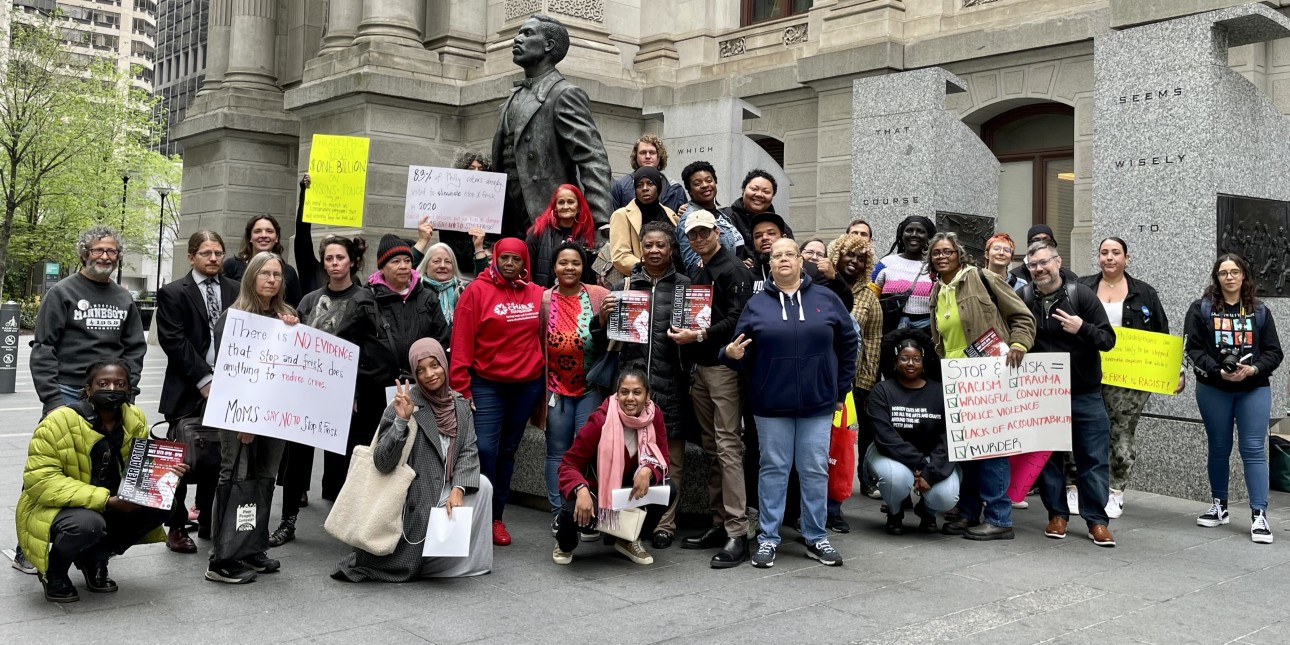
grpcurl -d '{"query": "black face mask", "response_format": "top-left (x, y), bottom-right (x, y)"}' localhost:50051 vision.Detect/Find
top-left (89, 389), bottom-right (129, 411)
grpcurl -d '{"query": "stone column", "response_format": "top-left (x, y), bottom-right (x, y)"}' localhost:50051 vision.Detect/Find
top-left (198, 0), bottom-right (232, 94)
top-left (223, 0), bottom-right (279, 91)
top-left (319, 0), bottom-right (362, 54)
top-left (353, 0), bottom-right (424, 48)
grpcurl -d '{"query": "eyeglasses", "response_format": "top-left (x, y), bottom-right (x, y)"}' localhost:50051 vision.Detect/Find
top-left (929, 249), bottom-right (957, 258)
top-left (770, 252), bottom-right (800, 261)
top-left (686, 228), bottom-right (714, 240)
top-left (801, 249), bottom-right (824, 259)
top-left (897, 355), bottom-right (924, 365)
top-left (988, 245), bottom-right (1014, 254)
top-left (89, 248), bottom-right (120, 258)
top-left (1025, 257), bottom-right (1057, 271)
top-left (1218, 269), bottom-right (1243, 279)
top-left (195, 250), bottom-right (225, 259)
top-left (257, 270), bottom-right (283, 280)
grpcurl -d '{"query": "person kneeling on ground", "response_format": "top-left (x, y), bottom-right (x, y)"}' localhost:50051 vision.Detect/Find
top-left (17, 359), bottom-right (185, 603)
top-left (332, 339), bottom-right (493, 581)
top-left (865, 330), bottom-right (961, 535)
top-left (553, 369), bottom-right (676, 566)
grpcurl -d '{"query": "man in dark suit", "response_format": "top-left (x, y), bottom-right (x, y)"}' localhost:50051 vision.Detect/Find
top-left (491, 14), bottom-right (613, 238)
top-left (155, 230), bottom-right (240, 553)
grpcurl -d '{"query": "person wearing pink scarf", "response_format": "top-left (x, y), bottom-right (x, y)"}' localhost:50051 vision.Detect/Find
top-left (553, 368), bottom-right (676, 565)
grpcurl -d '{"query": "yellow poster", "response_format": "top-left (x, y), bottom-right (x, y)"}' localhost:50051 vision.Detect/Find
top-left (303, 134), bottom-right (370, 227)
top-left (1100, 327), bottom-right (1183, 395)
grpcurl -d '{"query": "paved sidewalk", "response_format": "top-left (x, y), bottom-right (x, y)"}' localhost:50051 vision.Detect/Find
top-left (2, 341), bottom-right (1289, 644)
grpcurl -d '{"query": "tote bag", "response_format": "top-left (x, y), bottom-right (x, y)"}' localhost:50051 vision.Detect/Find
top-left (324, 416), bottom-right (419, 556)
top-left (212, 444), bottom-right (275, 561)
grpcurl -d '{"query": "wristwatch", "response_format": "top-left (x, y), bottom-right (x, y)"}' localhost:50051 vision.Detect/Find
top-left (696, 329), bottom-right (706, 343)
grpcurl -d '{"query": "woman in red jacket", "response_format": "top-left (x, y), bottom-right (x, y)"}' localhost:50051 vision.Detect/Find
top-left (450, 237), bottom-right (546, 546)
top-left (553, 369), bottom-right (676, 566)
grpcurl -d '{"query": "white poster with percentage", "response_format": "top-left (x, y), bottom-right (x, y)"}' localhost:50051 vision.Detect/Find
top-left (203, 309), bottom-right (358, 454)
top-left (940, 352), bottom-right (1072, 462)
top-left (403, 165), bottom-right (507, 233)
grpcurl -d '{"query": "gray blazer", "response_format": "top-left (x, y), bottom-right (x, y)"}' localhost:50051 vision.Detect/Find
top-left (491, 69), bottom-right (614, 228)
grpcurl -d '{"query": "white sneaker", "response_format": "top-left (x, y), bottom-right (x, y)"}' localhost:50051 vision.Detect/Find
top-left (1197, 498), bottom-right (1229, 527)
top-left (1252, 510), bottom-right (1273, 544)
top-left (1065, 485), bottom-right (1080, 515)
top-left (1106, 489), bottom-right (1124, 519)
top-left (552, 545), bottom-right (572, 565)
top-left (1012, 500), bottom-right (1029, 509)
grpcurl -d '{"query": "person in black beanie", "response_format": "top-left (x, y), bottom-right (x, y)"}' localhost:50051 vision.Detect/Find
top-left (321, 233), bottom-right (450, 500)
top-left (1009, 225), bottom-right (1079, 284)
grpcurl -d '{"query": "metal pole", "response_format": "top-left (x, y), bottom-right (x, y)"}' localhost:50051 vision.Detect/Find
top-left (155, 189), bottom-right (169, 293)
top-left (117, 174), bottom-right (129, 284)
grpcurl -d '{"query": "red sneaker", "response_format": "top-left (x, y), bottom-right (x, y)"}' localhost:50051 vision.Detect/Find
top-left (492, 520), bottom-right (512, 546)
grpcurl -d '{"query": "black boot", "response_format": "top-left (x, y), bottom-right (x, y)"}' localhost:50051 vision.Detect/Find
top-left (710, 536), bottom-right (748, 569)
top-left (885, 511), bottom-right (906, 535)
top-left (681, 526), bottom-right (727, 550)
top-left (913, 499), bottom-right (938, 534)
top-left (268, 515), bottom-right (297, 548)
top-left (42, 552), bottom-right (78, 603)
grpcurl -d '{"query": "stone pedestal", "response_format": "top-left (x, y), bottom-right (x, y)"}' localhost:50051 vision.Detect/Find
top-left (650, 97), bottom-right (792, 217)
top-left (1093, 3), bottom-right (1290, 499)
top-left (850, 68), bottom-right (1000, 250)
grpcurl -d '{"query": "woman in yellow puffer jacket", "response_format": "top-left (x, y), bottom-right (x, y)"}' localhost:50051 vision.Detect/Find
top-left (16, 358), bottom-right (183, 603)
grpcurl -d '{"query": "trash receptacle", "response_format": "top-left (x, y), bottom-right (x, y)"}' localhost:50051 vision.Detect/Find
top-left (137, 301), bottom-right (156, 332)
top-left (0, 301), bottom-right (19, 394)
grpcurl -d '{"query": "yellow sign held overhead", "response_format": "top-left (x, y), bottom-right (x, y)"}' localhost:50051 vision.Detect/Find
top-left (1100, 327), bottom-right (1183, 395)
top-left (303, 134), bottom-right (370, 227)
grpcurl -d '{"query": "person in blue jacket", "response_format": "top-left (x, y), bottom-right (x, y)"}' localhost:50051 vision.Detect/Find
top-left (720, 237), bottom-right (857, 569)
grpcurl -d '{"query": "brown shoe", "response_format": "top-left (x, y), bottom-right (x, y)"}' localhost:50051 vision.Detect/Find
top-left (167, 527), bottom-right (197, 553)
top-left (1044, 516), bottom-right (1068, 539)
top-left (1088, 524), bottom-right (1116, 547)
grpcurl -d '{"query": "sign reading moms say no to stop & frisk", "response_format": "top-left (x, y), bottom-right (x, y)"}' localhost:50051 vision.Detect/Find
top-left (204, 310), bottom-right (358, 454)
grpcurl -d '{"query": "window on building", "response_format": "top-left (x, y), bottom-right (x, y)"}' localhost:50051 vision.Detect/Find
top-left (742, 0), bottom-right (813, 26)
top-left (981, 105), bottom-right (1075, 263)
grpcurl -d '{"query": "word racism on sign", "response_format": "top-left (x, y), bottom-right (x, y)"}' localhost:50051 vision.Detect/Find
top-left (940, 353), bottom-right (1073, 461)
top-left (404, 165), bottom-right (507, 233)
top-left (1101, 327), bottom-right (1183, 395)
top-left (303, 134), bottom-right (371, 227)
top-left (204, 310), bottom-right (359, 454)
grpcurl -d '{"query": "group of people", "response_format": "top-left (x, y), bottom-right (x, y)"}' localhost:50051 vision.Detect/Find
top-left (12, 135), bottom-right (1284, 604)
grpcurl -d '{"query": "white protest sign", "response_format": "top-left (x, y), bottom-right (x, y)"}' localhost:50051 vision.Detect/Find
top-left (203, 310), bottom-right (359, 454)
top-left (941, 352), bottom-right (1072, 461)
top-left (404, 165), bottom-right (507, 233)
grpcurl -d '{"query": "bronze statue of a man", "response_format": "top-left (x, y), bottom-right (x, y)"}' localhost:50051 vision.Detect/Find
top-left (491, 15), bottom-right (613, 239)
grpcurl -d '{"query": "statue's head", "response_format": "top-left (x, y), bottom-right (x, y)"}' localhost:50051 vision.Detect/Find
top-left (513, 15), bottom-right (570, 68)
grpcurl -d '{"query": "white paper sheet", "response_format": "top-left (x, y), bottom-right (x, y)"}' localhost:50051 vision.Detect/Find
top-left (610, 485), bottom-right (670, 510)
top-left (422, 507), bottom-right (472, 557)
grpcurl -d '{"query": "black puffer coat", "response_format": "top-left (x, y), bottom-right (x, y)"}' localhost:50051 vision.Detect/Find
top-left (367, 277), bottom-right (451, 380)
top-left (608, 263), bottom-right (693, 440)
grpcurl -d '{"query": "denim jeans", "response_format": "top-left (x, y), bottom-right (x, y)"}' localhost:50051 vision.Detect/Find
top-left (956, 456), bottom-right (1013, 527)
top-left (544, 390), bottom-right (604, 514)
top-left (899, 315), bottom-right (931, 330)
top-left (864, 445), bottom-right (962, 514)
top-left (1039, 391), bottom-right (1111, 527)
top-left (754, 414), bottom-right (832, 546)
top-left (1196, 382), bottom-right (1271, 511)
top-left (472, 375), bottom-right (545, 521)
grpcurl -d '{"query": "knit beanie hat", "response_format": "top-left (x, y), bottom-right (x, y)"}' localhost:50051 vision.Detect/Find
top-left (376, 234), bottom-right (413, 269)
top-left (1026, 224), bottom-right (1056, 245)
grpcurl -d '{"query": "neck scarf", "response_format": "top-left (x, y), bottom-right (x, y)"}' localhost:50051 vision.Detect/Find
top-left (424, 277), bottom-right (461, 325)
top-left (596, 397), bottom-right (665, 525)
top-left (408, 338), bottom-right (459, 475)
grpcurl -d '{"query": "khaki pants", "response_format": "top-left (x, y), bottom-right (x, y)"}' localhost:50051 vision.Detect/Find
top-left (656, 438), bottom-right (687, 535)
top-left (691, 365), bottom-right (748, 537)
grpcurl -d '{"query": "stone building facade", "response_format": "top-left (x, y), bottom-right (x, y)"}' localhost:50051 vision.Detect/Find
top-left (173, 0), bottom-right (1290, 272)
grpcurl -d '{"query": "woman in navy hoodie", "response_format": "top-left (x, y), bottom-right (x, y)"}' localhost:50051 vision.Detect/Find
top-left (721, 238), bottom-right (857, 569)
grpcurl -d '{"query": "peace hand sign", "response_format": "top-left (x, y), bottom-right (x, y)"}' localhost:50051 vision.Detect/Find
top-left (393, 380), bottom-right (413, 420)
top-left (725, 334), bottom-right (753, 360)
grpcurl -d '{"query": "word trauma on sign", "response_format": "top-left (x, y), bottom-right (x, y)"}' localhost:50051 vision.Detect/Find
top-left (204, 310), bottom-right (359, 454)
top-left (404, 165), bottom-right (507, 233)
top-left (941, 352), bottom-right (1073, 461)
top-left (303, 134), bottom-right (371, 227)
top-left (1100, 327), bottom-right (1182, 395)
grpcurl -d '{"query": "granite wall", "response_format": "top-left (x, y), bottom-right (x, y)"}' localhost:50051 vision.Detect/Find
top-left (851, 68), bottom-right (1000, 255)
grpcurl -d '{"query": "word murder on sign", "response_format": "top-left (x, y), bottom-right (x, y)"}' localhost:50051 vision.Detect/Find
top-left (204, 310), bottom-right (359, 455)
top-left (940, 353), bottom-right (1073, 461)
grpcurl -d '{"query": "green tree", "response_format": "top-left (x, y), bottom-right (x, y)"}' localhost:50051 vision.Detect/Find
top-left (0, 13), bottom-right (172, 299)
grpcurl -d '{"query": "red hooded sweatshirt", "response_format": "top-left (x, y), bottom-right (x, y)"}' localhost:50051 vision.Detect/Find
top-left (450, 237), bottom-right (546, 398)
